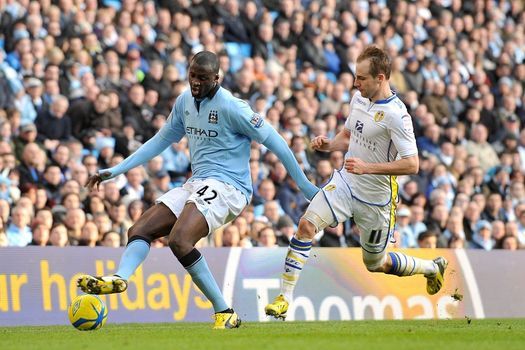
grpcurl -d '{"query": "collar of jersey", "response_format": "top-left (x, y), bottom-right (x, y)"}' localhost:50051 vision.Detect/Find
top-left (372, 91), bottom-right (397, 104)
top-left (194, 83), bottom-right (221, 104)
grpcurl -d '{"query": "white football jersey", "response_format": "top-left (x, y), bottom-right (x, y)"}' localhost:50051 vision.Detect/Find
top-left (343, 91), bottom-right (417, 205)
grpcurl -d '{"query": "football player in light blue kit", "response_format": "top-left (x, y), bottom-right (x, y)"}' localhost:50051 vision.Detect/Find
top-left (78, 51), bottom-right (318, 329)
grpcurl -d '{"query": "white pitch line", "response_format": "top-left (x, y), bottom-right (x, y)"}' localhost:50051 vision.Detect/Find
top-left (455, 249), bottom-right (485, 318)
top-left (222, 247), bottom-right (242, 306)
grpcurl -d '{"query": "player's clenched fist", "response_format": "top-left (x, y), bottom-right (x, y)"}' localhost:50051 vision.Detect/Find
top-left (310, 136), bottom-right (331, 152)
top-left (344, 157), bottom-right (367, 174)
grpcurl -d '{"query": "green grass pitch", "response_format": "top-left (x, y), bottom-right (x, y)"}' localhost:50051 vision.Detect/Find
top-left (1, 319), bottom-right (524, 350)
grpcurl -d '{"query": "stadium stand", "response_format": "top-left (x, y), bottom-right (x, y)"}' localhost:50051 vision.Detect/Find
top-left (0, 0), bottom-right (524, 250)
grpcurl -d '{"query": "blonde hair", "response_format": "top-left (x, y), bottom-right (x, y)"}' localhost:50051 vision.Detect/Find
top-left (357, 46), bottom-right (392, 79)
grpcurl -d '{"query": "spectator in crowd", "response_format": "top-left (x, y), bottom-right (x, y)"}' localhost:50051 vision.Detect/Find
top-left (78, 221), bottom-right (99, 247)
top-left (127, 199), bottom-right (145, 224)
top-left (409, 204), bottom-right (427, 238)
top-left (93, 212), bottom-right (113, 238)
top-left (49, 223), bottom-right (69, 247)
top-left (119, 167), bottom-right (145, 202)
top-left (491, 220), bottom-right (507, 248)
top-left (232, 215), bottom-right (253, 248)
top-left (502, 235), bottom-right (519, 250)
top-left (470, 220), bottom-right (495, 250)
top-left (219, 223), bottom-right (241, 247)
top-left (318, 223), bottom-right (348, 247)
top-left (276, 176), bottom-right (308, 224)
top-left (6, 206), bottom-right (32, 247)
top-left (257, 226), bottom-right (278, 248)
top-left (121, 84), bottom-right (156, 141)
top-left (35, 94), bottom-right (72, 144)
top-left (70, 91), bottom-right (120, 140)
top-left (253, 178), bottom-right (282, 216)
top-left (417, 230), bottom-right (438, 249)
top-left (42, 164), bottom-right (63, 205)
top-left (100, 231), bottom-right (121, 248)
top-left (30, 223), bottom-right (50, 246)
top-left (34, 208), bottom-right (53, 230)
top-left (275, 214), bottom-right (295, 247)
top-left (50, 144), bottom-right (71, 182)
top-left (448, 236), bottom-right (466, 249)
top-left (315, 159), bottom-right (332, 185)
top-left (396, 206), bottom-right (417, 248)
top-left (260, 200), bottom-right (282, 228)
top-left (108, 201), bottom-right (132, 245)
top-left (465, 124), bottom-right (500, 173)
top-left (64, 208), bottom-right (86, 246)
top-left (481, 193), bottom-right (507, 222)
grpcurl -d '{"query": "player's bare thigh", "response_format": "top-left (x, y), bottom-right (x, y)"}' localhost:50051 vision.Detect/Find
top-left (127, 202), bottom-right (177, 241)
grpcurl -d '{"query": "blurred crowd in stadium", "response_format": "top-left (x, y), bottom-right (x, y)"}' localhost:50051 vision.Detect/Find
top-left (0, 0), bottom-right (524, 250)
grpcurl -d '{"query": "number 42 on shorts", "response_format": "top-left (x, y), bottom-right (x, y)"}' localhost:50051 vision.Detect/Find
top-left (196, 186), bottom-right (218, 204)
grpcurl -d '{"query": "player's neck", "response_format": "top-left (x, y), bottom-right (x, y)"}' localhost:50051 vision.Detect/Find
top-left (370, 83), bottom-right (393, 103)
top-left (200, 83), bottom-right (220, 101)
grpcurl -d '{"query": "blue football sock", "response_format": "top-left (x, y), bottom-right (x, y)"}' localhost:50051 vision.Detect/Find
top-left (180, 249), bottom-right (229, 313)
top-left (116, 238), bottom-right (150, 280)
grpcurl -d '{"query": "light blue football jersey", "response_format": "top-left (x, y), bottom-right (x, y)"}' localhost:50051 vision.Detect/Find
top-left (158, 86), bottom-right (271, 200)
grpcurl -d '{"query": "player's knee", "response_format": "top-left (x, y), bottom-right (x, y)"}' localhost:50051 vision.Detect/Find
top-left (364, 263), bottom-right (383, 273)
top-left (167, 229), bottom-right (193, 256)
top-left (167, 236), bottom-right (182, 256)
top-left (296, 218), bottom-right (316, 240)
top-left (127, 223), bottom-right (143, 240)
top-left (167, 232), bottom-right (182, 252)
top-left (128, 222), bottom-right (154, 241)
top-left (301, 211), bottom-right (329, 236)
top-left (363, 256), bottom-right (387, 273)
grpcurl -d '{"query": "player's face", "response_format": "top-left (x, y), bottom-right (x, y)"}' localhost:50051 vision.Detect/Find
top-left (188, 62), bottom-right (219, 99)
top-left (354, 59), bottom-right (383, 100)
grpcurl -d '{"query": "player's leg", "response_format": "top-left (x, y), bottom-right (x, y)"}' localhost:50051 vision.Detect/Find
top-left (266, 175), bottom-right (350, 319)
top-left (168, 179), bottom-right (245, 329)
top-left (264, 216), bottom-right (318, 320)
top-left (78, 203), bottom-right (176, 294)
top-left (356, 201), bottom-right (448, 295)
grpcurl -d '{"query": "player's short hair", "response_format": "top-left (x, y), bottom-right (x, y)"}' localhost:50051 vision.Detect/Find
top-left (357, 46), bottom-right (391, 79)
top-left (191, 51), bottom-right (220, 74)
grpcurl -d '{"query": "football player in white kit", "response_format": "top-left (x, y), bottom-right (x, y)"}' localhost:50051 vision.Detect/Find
top-left (266, 46), bottom-right (448, 320)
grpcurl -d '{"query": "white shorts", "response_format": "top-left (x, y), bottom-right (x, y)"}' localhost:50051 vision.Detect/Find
top-left (156, 178), bottom-right (248, 234)
top-left (305, 170), bottom-right (396, 255)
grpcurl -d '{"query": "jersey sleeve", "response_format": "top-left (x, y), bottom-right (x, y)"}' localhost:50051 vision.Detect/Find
top-left (227, 98), bottom-right (272, 142)
top-left (388, 112), bottom-right (418, 158)
top-left (158, 95), bottom-right (186, 143)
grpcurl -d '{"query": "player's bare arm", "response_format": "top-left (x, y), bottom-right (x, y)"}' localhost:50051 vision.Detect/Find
top-left (345, 154), bottom-right (419, 175)
top-left (311, 129), bottom-right (350, 153)
top-left (86, 171), bottom-right (112, 192)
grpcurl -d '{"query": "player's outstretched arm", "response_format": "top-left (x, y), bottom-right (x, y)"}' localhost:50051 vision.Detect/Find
top-left (311, 129), bottom-right (350, 153)
top-left (87, 132), bottom-right (174, 191)
top-left (262, 129), bottom-right (319, 200)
